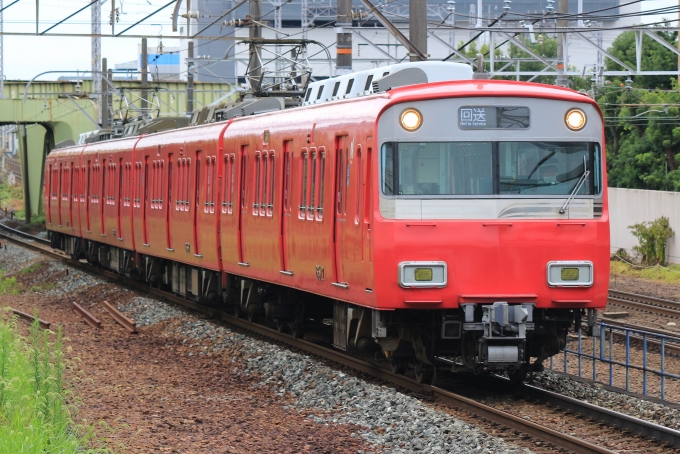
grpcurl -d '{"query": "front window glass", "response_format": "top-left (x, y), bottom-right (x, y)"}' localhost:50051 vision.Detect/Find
top-left (499, 142), bottom-right (596, 195)
top-left (382, 141), bottom-right (600, 197)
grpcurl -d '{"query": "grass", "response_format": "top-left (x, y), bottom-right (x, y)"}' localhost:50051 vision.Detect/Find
top-left (0, 310), bottom-right (112, 453)
top-left (610, 259), bottom-right (680, 285)
top-left (28, 282), bottom-right (56, 293)
top-left (21, 263), bottom-right (41, 274)
top-left (0, 273), bottom-right (19, 295)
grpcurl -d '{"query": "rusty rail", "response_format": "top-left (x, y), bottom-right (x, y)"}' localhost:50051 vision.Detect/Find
top-left (72, 302), bottom-right (102, 329)
top-left (103, 301), bottom-right (137, 333)
top-left (12, 309), bottom-right (51, 329)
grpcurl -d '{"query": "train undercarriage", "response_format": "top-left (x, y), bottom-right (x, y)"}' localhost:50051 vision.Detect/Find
top-left (52, 232), bottom-right (593, 384)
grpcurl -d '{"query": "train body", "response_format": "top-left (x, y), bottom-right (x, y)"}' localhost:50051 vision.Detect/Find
top-left (45, 62), bottom-right (609, 381)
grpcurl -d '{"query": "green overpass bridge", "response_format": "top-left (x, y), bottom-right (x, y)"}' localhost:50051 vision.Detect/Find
top-left (1, 79), bottom-right (235, 221)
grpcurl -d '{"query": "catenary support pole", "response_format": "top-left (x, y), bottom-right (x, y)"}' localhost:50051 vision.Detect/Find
top-left (248, 0), bottom-right (262, 91)
top-left (336, 0), bottom-right (352, 75)
top-left (101, 58), bottom-right (108, 128)
top-left (141, 38), bottom-right (148, 112)
top-left (409, 0), bottom-right (427, 61)
top-left (556, 0), bottom-right (568, 87)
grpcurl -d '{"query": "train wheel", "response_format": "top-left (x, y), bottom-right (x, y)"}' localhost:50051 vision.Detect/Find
top-left (290, 323), bottom-right (304, 339)
top-left (415, 363), bottom-right (434, 384)
top-left (508, 366), bottom-right (528, 385)
top-left (276, 321), bottom-right (288, 333)
top-left (389, 361), bottom-right (406, 375)
top-left (247, 311), bottom-right (258, 323)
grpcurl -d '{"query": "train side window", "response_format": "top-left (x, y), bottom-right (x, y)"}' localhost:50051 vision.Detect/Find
top-left (210, 157), bottom-right (216, 213)
top-left (222, 155), bottom-right (230, 214)
top-left (72, 166), bottom-right (78, 203)
top-left (240, 152), bottom-right (247, 210)
top-left (283, 147), bottom-right (292, 213)
top-left (260, 152), bottom-right (267, 216)
top-left (309, 151), bottom-right (316, 221)
top-left (299, 150), bottom-right (308, 219)
top-left (254, 152), bottom-right (261, 216)
top-left (229, 154), bottom-right (236, 213)
top-left (154, 161), bottom-right (160, 209)
top-left (205, 157), bottom-right (211, 213)
top-left (176, 160), bottom-right (182, 210)
top-left (62, 166), bottom-right (68, 201)
top-left (267, 152), bottom-right (274, 216)
top-left (185, 159), bottom-right (191, 211)
top-left (317, 150), bottom-right (325, 221)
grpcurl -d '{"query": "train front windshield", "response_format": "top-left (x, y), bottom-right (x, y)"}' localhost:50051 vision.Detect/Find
top-left (381, 141), bottom-right (601, 197)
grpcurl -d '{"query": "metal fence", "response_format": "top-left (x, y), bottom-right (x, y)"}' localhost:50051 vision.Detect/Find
top-left (549, 322), bottom-right (680, 400)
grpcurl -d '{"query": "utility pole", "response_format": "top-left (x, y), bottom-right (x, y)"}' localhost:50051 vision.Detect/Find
top-left (409, 0), bottom-right (427, 62)
top-left (336, 0), bottom-right (352, 75)
top-left (141, 38), bottom-right (148, 113)
top-left (186, 0), bottom-right (194, 115)
top-left (248, 0), bottom-right (262, 91)
top-left (0, 0), bottom-right (4, 99)
top-left (107, 68), bottom-right (113, 125)
top-left (556, 0), bottom-right (568, 87)
top-left (92, 0), bottom-right (102, 120)
top-left (102, 58), bottom-right (108, 128)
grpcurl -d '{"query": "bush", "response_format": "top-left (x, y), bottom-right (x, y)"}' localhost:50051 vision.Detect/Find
top-left (628, 216), bottom-right (675, 265)
top-left (0, 311), bottom-right (109, 453)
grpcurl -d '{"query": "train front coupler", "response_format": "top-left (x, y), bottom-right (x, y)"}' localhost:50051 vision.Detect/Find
top-left (461, 302), bottom-right (535, 372)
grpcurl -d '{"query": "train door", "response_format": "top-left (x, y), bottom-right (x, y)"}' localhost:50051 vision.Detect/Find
top-left (86, 161), bottom-right (91, 232)
top-left (69, 162), bottom-right (74, 229)
top-left (46, 164), bottom-right (52, 225)
top-left (57, 162), bottom-right (63, 226)
top-left (333, 136), bottom-right (349, 285)
top-left (100, 160), bottom-right (106, 236)
top-left (193, 151), bottom-right (201, 256)
top-left (280, 141), bottom-right (292, 273)
top-left (238, 146), bottom-right (248, 265)
top-left (143, 157), bottom-right (149, 245)
top-left (363, 144), bottom-right (373, 265)
top-left (166, 154), bottom-right (173, 250)
top-left (117, 158), bottom-right (123, 238)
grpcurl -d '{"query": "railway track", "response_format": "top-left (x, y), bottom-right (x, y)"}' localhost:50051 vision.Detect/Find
top-left (1, 225), bottom-right (678, 453)
top-left (608, 289), bottom-right (680, 318)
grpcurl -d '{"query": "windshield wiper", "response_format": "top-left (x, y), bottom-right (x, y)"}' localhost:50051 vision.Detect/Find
top-left (559, 157), bottom-right (590, 214)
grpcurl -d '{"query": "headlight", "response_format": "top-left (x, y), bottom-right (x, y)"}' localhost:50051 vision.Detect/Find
top-left (399, 261), bottom-right (447, 288)
top-left (547, 261), bottom-right (593, 287)
top-left (400, 108), bottom-right (422, 132)
top-left (565, 109), bottom-right (586, 131)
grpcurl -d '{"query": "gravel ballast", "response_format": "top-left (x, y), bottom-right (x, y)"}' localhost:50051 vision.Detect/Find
top-left (120, 300), bottom-right (532, 453)
top-left (531, 370), bottom-right (680, 430)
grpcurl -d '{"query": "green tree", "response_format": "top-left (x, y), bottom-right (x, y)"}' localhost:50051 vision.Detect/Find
top-left (605, 29), bottom-right (678, 90)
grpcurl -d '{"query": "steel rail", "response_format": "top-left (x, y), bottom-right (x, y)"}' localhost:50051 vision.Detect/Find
top-left (72, 302), bottom-right (102, 329)
top-left (0, 222), bottom-right (50, 245)
top-left (0, 226), bottom-right (668, 453)
top-left (522, 383), bottom-right (680, 448)
top-left (220, 313), bottom-right (616, 454)
top-left (608, 290), bottom-right (680, 318)
top-left (12, 308), bottom-right (51, 329)
top-left (103, 301), bottom-right (137, 333)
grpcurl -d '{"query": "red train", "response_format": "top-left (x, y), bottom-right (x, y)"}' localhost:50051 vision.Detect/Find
top-left (45, 62), bottom-right (609, 382)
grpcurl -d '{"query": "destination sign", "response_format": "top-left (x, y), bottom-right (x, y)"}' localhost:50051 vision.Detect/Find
top-left (458, 106), bottom-right (530, 130)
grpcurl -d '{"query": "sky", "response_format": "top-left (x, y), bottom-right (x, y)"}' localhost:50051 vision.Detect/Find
top-left (1, 0), bottom-right (678, 81)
